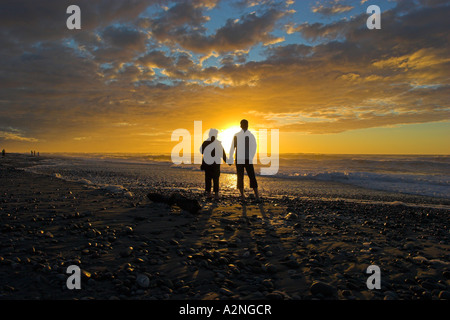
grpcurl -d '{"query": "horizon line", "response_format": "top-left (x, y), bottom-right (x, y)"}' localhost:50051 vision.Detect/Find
top-left (7, 151), bottom-right (450, 156)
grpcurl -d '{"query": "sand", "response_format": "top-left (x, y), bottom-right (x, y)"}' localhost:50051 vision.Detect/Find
top-left (0, 154), bottom-right (449, 300)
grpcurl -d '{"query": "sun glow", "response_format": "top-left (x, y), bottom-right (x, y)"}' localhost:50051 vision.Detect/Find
top-left (218, 126), bottom-right (241, 152)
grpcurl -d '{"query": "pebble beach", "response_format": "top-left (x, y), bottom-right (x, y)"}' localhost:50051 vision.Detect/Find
top-left (0, 154), bottom-right (449, 300)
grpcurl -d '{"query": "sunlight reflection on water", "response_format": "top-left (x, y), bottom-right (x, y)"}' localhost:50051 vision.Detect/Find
top-left (222, 173), bottom-right (237, 190)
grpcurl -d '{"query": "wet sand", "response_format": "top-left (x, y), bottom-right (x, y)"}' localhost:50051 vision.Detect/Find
top-left (0, 154), bottom-right (449, 300)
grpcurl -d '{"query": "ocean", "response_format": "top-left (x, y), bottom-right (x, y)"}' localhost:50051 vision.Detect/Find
top-left (22, 153), bottom-right (450, 207)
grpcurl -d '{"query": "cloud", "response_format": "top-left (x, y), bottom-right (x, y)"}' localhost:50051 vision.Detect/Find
top-left (139, 50), bottom-right (176, 69)
top-left (0, 0), bottom-right (158, 44)
top-left (0, 130), bottom-right (39, 142)
top-left (312, 2), bottom-right (354, 16)
top-left (101, 25), bottom-right (148, 50)
top-left (0, 0), bottom-right (448, 152)
top-left (143, 5), bottom-right (290, 54)
top-left (286, 20), bottom-right (355, 41)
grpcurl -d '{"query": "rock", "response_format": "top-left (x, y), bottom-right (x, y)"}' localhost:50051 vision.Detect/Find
top-left (262, 279), bottom-right (274, 289)
top-left (228, 264), bottom-right (240, 274)
top-left (120, 247), bottom-right (133, 257)
top-left (224, 225), bottom-right (235, 232)
top-left (284, 212), bottom-right (297, 220)
top-left (178, 285), bottom-right (190, 293)
top-left (285, 259), bottom-right (300, 269)
top-left (175, 230), bottom-right (184, 239)
top-left (124, 226), bottom-right (133, 234)
top-left (310, 281), bottom-right (337, 297)
top-left (203, 292), bottom-right (220, 300)
top-left (81, 270), bottom-right (91, 279)
top-left (421, 281), bottom-right (436, 290)
top-left (3, 285), bottom-right (15, 292)
top-left (136, 274), bottom-right (150, 288)
top-left (163, 279), bottom-right (174, 289)
top-left (383, 291), bottom-right (399, 300)
top-left (265, 263), bottom-right (277, 274)
top-left (265, 291), bottom-right (284, 300)
top-left (219, 288), bottom-right (234, 296)
top-left (341, 289), bottom-right (352, 297)
top-left (45, 232), bottom-right (54, 238)
top-left (438, 291), bottom-right (450, 300)
top-left (218, 256), bottom-right (229, 265)
top-left (134, 258), bottom-right (145, 264)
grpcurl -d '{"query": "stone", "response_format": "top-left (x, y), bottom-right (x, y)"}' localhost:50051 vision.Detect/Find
top-left (438, 291), bottom-right (450, 300)
top-left (262, 279), bottom-right (274, 289)
top-left (310, 281), bottom-right (337, 297)
top-left (286, 259), bottom-right (300, 269)
top-left (124, 226), bottom-right (133, 234)
top-left (120, 247), bottom-right (133, 257)
top-left (175, 230), bottom-right (184, 239)
top-left (284, 212), bottom-right (297, 220)
top-left (265, 292), bottom-right (284, 300)
top-left (219, 288), bottom-right (234, 296)
top-left (421, 281), bottom-right (436, 290)
top-left (265, 263), bottom-right (277, 274)
top-left (136, 274), bottom-right (150, 289)
top-left (383, 291), bottom-right (399, 300)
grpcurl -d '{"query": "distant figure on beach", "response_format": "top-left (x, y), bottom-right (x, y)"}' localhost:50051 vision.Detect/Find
top-left (201, 129), bottom-right (227, 200)
top-left (228, 119), bottom-right (259, 202)
top-left (1, 149), bottom-right (5, 157)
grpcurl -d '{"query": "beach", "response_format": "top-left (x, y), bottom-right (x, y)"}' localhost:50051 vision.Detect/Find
top-left (0, 153), bottom-right (449, 300)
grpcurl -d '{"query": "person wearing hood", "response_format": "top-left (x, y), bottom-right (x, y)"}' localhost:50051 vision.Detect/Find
top-left (201, 128), bottom-right (227, 200)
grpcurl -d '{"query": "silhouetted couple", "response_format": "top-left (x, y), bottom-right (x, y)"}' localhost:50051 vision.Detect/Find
top-left (201, 119), bottom-right (259, 202)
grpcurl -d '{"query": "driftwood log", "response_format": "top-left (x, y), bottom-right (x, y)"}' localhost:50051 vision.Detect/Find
top-left (147, 192), bottom-right (201, 214)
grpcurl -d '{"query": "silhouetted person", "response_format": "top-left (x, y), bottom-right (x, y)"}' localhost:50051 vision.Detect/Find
top-left (201, 129), bottom-right (227, 200)
top-left (1, 149), bottom-right (5, 157)
top-left (228, 119), bottom-right (259, 202)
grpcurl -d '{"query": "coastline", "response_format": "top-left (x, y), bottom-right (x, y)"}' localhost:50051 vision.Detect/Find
top-left (0, 154), bottom-right (449, 300)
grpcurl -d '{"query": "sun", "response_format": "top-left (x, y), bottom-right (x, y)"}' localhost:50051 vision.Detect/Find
top-left (218, 126), bottom-right (241, 152)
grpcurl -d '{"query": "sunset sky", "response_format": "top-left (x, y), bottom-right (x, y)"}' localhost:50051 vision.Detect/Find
top-left (0, 0), bottom-right (449, 154)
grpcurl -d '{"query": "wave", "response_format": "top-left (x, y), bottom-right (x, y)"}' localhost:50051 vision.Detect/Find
top-left (26, 153), bottom-right (450, 199)
top-left (277, 170), bottom-right (449, 199)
